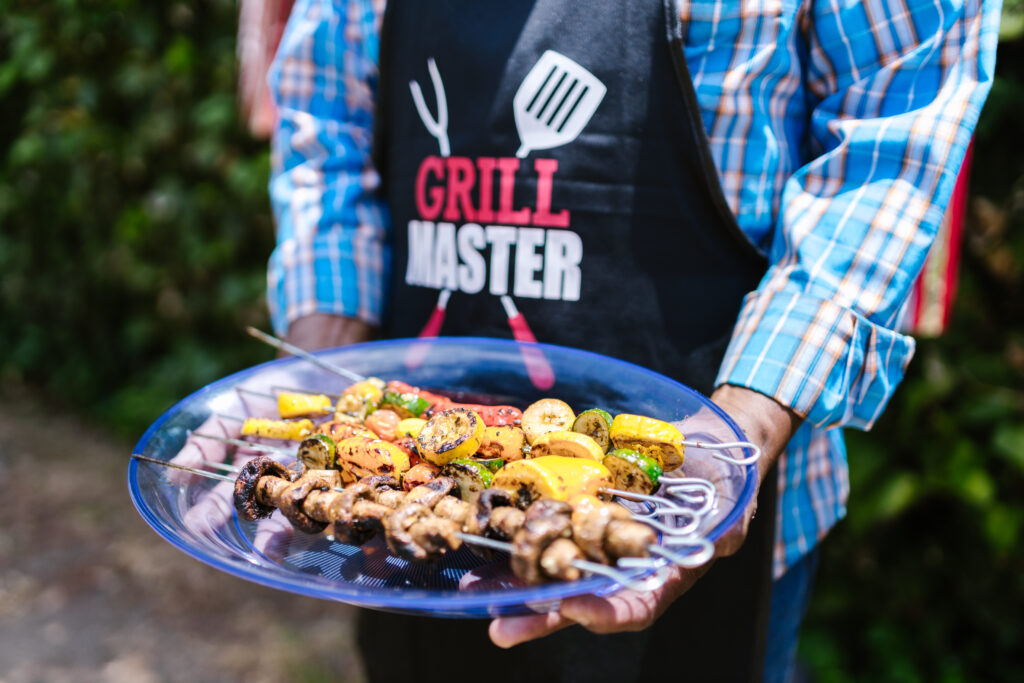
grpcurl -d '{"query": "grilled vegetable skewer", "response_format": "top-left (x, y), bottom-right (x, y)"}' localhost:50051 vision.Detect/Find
top-left (192, 429), bottom-right (716, 528)
top-left (230, 456), bottom-right (659, 580)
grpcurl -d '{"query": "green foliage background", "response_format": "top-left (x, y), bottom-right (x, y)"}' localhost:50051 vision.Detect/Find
top-left (1, 1), bottom-right (1021, 680)
top-left (0, 0), bottom-right (274, 431)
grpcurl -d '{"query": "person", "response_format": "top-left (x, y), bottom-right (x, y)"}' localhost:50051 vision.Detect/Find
top-left (263, 0), bottom-right (1000, 680)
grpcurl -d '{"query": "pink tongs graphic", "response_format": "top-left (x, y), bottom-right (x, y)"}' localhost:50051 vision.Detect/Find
top-left (501, 296), bottom-right (555, 390)
top-left (403, 291), bottom-right (556, 391)
top-left (404, 289), bottom-right (451, 370)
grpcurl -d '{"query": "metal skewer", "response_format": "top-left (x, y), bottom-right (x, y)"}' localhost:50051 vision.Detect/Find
top-left (200, 460), bottom-right (246, 474)
top-left (131, 454), bottom-right (709, 589)
top-left (131, 453), bottom-right (236, 483)
top-left (244, 328), bottom-right (762, 467)
top-left (188, 433), bottom-right (712, 534)
top-left (238, 385), bottom-right (341, 399)
top-left (245, 327), bottom-right (366, 383)
top-left (190, 431), bottom-right (293, 456)
top-left (682, 439), bottom-right (761, 466)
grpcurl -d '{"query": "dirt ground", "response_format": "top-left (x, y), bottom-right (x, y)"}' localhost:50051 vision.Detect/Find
top-left (0, 395), bottom-right (368, 683)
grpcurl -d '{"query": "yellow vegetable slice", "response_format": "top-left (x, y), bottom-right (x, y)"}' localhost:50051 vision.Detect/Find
top-left (277, 392), bottom-right (334, 418)
top-left (529, 430), bottom-right (605, 462)
top-left (342, 378), bottom-right (385, 403)
top-left (335, 436), bottom-right (411, 484)
top-left (609, 414), bottom-right (685, 471)
top-left (297, 433), bottom-right (337, 470)
top-left (335, 378), bottom-right (385, 416)
top-left (416, 407), bottom-right (485, 466)
top-left (491, 456), bottom-right (613, 505)
top-left (521, 398), bottom-right (576, 444)
top-left (240, 418), bottom-right (313, 441)
top-left (477, 425), bottom-right (527, 462)
top-left (396, 417), bottom-right (428, 438)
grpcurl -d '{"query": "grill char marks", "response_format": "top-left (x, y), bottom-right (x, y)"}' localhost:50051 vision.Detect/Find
top-left (229, 457), bottom-right (659, 580)
top-left (511, 500), bottom-right (574, 585)
top-left (234, 457), bottom-right (291, 521)
top-left (278, 470), bottom-right (340, 534)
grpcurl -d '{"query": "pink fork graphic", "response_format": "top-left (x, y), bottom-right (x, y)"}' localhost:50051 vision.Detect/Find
top-left (501, 296), bottom-right (555, 390)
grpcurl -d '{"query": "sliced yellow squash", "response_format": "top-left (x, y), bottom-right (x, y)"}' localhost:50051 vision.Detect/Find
top-left (609, 414), bottom-right (685, 471)
top-left (416, 407), bottom-right (485, 466)
top-left (477, 425), bottom-right (528, 462)
top-left (277, 392), bottom-right (334, 418)
top-left (529, 430), bottom-right (605, 461)
top-left (491, 455), bottom-right (612, 505)
top-left (335, 436), bottom-right (411, 484)
top-left (396, 417), bottom-right (428, 438)
top-left (240, 417), bottom-right (314, 441)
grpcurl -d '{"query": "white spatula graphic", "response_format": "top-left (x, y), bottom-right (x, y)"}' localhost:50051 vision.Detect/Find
top-left (513, 50), bottom-right (607, 159)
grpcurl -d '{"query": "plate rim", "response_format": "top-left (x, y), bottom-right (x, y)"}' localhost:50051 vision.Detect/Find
top-left (128, 336), bottom-right (757, 616)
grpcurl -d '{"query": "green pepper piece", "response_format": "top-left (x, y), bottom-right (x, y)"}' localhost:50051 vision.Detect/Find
top-left (297, 433), bottom-right (337, 470)
top-left (573, 408), bottom-right (614, 452)
top-left (441, 459), bottom-right (494, 502)
top-left (603, 448), bottom-right (662, 494)
top-left (381, 391), bottom-right (431, 418)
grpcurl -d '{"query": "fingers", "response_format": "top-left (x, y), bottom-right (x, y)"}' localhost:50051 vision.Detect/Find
top-left (168, 413), bottom-right (242, 484)
top-left (559, 591), bottom-right (659, 633)
top-left (489, 610), bottom-right (575, 648)
top-left (488, 591), bottom-right (660, 648)
top-left (490, 567), bottom-right (711, 646)
top-left (714, 493), bottom-right (759, 558)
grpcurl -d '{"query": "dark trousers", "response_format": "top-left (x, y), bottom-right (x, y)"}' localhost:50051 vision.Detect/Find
top-left (358, 469), bottom-right (778, 683)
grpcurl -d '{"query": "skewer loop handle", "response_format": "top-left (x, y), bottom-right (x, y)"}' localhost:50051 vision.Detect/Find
top-left (245, 327), bottom-right (366, 383)
top-left (681, 439), bottom-right (761, 466)
top-left (649, 536), bottom-right (715, 568)
top-left (575, 559), bottom-right (672, 592)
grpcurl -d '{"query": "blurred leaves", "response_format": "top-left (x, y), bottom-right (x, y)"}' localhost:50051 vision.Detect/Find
top-left (0, 0), bottom-right (274, 437)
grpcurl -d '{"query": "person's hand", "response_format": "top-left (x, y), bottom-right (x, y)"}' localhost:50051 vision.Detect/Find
top-left (284, 313), bottom-right (378, 352)
top-left (488, 384), bottom-right (801, 648)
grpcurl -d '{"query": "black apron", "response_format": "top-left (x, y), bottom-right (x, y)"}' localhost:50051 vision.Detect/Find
top-left (363, 1), bottom-right (775, 680)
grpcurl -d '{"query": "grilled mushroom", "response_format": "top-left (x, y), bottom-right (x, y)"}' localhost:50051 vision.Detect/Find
top-left (464, 488), bottom-right (517, 560)
top-left (511, 501), bottom-right (574, 585)
top-left (327, 481), bottom-right (379, 544)
top-left (408, 516), bottom-right (463, 558)
top-left (604, 519), bottom-right (657, 560)
top-left (404, 476), bottom-right (457, 508)
top-left (539, 538), bottom-right (584, 581)
top-left (433, 495), bottom-right (473, 526)
top-left (570, 494), bottom-right (632, 563)
top-left (233, 456), bottom-right (291, 521)
top-left (488, 506), bottom-right (526, 539)
top-left (466, 488), bottom-right (515, 536)
top-left (384, 502), bottom-right (435, 561)
top-left (278, 470), bottom-right (341, 534)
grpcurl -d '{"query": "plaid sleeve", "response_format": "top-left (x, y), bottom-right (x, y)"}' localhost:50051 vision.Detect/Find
top-left (266, 0), bottom-right (389, 336)
top-left (716, 0), bottom-right (1001, 429)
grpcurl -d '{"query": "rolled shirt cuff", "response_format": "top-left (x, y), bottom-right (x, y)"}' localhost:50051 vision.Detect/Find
top-left (266, 227), bottom-right (387, 338)
top-left (716, 286), bottom-right (916, 430)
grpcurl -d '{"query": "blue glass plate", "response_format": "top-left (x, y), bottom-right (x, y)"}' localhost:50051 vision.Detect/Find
top-left (128, 337), bottom-right (756, 618)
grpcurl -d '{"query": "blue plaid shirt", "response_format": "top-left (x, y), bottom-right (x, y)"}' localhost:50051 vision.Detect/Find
top-left (267, 0), bottom-right (1000, 576)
